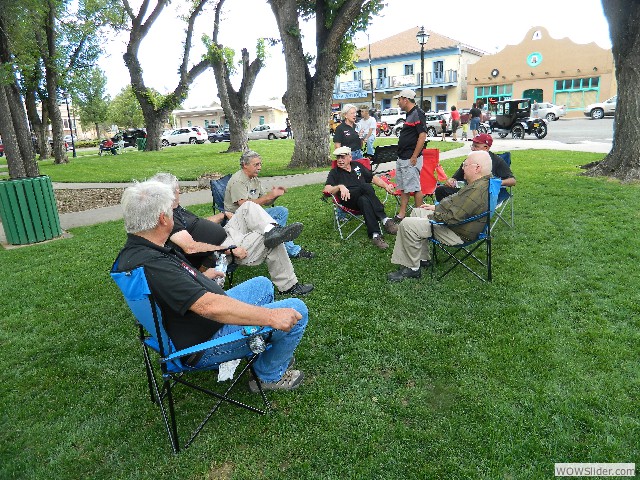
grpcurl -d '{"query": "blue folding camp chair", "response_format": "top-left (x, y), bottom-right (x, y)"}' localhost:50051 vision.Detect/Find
top-left (110, 260), bottom-right (272, 453)
top-left (210, 174), bottom-right (232, 225)
top-left (493, 152), bottom-right (514, 229)
top-left (429, 177), bottom-right (502, 282)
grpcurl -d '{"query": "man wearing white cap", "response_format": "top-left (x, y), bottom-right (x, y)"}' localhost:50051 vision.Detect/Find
top-left (392, 88), bottom-right (427, 222)
top-left (323, 146), bottom-right (398, 249)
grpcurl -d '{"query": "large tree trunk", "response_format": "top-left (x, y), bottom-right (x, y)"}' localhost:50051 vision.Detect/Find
top-left (0, 15), bottom-right (39, 178)
top-left (209, 0), bottom-right (261, 153)
top-left (586, 0), bottom-right (640, 181)
top-left (39, 0), bottom-right (68, 164)
top-left (25, 89), bottom-right (50, 160)
top-left (122, 0), bottom-right (211, 151)
top-left (269, 0), bottom-right (367, 168)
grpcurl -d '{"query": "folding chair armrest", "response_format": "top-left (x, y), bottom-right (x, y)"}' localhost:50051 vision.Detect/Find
top-left (429, 211), bottom-right (488, 228)
top-left (163, 326), bottom-right (273, 362)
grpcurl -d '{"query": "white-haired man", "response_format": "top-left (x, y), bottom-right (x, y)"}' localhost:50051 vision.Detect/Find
top-left (113, 180), bottom-right (309, 393)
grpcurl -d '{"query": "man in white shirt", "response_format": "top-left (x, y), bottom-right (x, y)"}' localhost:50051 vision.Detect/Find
top-left (357, 107), bottom-right (377, 156)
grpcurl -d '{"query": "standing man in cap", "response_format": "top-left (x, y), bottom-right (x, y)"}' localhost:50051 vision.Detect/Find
top-left (434, 133), bottom-right (516, 201)
top-left (323, 146), bottom-right (398, 249)
top-left (393, 88), bottom-right (428, 222)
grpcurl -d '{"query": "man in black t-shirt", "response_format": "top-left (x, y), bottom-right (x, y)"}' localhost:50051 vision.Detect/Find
top-left (114, 180), bottom-right (309, 393)
top-left (323, 146), bottom-right (398, 249)
top-left (393, 89), bottom-right (428, 222)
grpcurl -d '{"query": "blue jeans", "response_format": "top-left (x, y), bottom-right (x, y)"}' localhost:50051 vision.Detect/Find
top-left (365, 136), bottom-right (375, 155)
top-left (351, 149), bottom-right (364, 160)
top-left (195, 276), bottom-right (308, 382)
top-left (265, 206), bottom-right (301, 256)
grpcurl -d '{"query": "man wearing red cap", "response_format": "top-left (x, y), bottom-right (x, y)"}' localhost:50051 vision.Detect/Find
top-left (434, 133), bottom-right (516, 201)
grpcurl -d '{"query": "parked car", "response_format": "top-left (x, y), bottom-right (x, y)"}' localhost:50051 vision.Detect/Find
top-left (584, 95), bottom-right (617, 119)
top-left (208, 128), bottom-right (230, 143)
top-left (161, 126), bottom-right (207, 146)
top-left (392, 112), bottom-right (449, 137)
top-left (116, 128), bottom-right (147, 148)
top-left (533, 102), bottom-right (566, 121)
top-left (247, 124), bottom-right (287, 140)
top-left (380, 107), bottom-right (406, 127)
top-left (0, 138), bottom-right (4, 157)
top-left (329, 113), bottom-right (341, 134)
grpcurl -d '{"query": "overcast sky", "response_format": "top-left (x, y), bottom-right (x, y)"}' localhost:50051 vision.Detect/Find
top-left (98, 0), bottom-right (611, 108)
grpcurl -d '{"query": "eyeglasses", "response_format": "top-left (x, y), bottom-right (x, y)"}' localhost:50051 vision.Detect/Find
top-left (336, 154), bottom-right (349, 159)
top-left (461, 162), bottom-right (478, 168)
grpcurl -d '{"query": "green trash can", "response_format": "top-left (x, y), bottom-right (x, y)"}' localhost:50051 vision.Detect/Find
top-left (0, 175), bottom-right (62, 245)
top-left (136, 137), bottom-right (147, 151)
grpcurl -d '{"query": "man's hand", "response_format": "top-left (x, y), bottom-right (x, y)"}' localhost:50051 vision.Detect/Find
top-left (271, 186), bottom-right (287, 198)
top-left (419, 203), bottom-right (436, 211)
top-left (202, 268), bottom-right (225, 281)
top-left (268, 307), bottom-right (303, 332)
top-left (231, 246), bottom-right (248, 259)
top-left (446, 178), bottom-right (457, 188)
top-left (384, 183), bottom-right (395, 194)
top-left (410, 156), bottom-right (417, 166)
top-left (339, 185), bottom-right (351, 201)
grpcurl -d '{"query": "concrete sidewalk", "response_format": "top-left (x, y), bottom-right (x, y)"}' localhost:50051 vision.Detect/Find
top-left (1, 140), bottom-right (610, 246)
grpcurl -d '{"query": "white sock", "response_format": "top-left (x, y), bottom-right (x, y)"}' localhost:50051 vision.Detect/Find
top-left (263, 224), bottom-right (275, 234)
top-left (382, 217), bottom-right (391, 225)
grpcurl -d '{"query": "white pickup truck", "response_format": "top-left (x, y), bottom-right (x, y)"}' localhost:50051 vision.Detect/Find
top-left (380, 107), bottom-right (406, 127)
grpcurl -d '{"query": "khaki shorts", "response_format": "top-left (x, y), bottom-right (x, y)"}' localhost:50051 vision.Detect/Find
top-left (395, 157), bottom-right (422, 193)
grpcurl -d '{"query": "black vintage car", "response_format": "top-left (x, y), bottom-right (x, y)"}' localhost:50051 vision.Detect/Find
top-left (115, 128), bottom-right (147, 148)
top-left (479, 99), bottom-right (547, 139)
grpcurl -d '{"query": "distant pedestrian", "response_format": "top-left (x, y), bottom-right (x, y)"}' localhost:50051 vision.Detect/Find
top-left (469, 102), bottom-right (482, 139)
top-left (285, 117), bottom-right (292, 138)
top-left (450, 106), bottom-right (460, 141)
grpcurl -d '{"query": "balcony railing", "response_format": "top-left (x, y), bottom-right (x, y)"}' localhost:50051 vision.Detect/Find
top-left (336, 69), bottom-right (458, 95)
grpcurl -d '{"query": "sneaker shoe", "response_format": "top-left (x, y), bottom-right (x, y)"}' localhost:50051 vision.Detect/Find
top-left (263, 223), bottom-right (303, 249)
top-left (292, 248), bottom-right (316, 259)
top-left (279, 282), bottom-right (314, 296)
top-left (371, 235), bottom-right (389, 249)
top-left (383, 219), bottom-right (398, 235)
top-left (387, 266), bottom-right (422, 282)
top-left (420, 259), bottom-right (433, 269)
top-left (248, 369), bottom-right (304, 393)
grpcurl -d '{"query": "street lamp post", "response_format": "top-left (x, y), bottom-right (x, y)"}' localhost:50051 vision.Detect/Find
top-left (62, 92), bottom-right (77, 158)
top-left (416, 26), bottom-right (429, 111)
top-left (367, 33), bottom-right (376, 110)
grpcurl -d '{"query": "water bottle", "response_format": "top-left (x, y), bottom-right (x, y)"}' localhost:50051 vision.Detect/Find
top-left (214, 253), bottom-right (227, 287)
top-left (248, 335), bottom-right (266, 354)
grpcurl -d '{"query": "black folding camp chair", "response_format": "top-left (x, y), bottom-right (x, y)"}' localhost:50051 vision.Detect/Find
top-left (111, 261), bottom-right (272, 453)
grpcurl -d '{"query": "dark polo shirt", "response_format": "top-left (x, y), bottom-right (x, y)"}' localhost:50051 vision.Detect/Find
top-left (115, 234), bottom-right (224, 351)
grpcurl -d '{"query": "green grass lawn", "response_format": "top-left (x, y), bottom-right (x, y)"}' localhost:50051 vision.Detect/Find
top-left (1, 148), bottom-right (638, 479)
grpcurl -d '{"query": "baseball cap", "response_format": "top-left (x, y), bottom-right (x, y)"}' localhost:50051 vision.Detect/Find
top-left (393, 88), bottom-right (416, 99)
top-left (333, 146), bottom-right (351, 156)
top-left (472, 133), bottom-right (493, 147)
